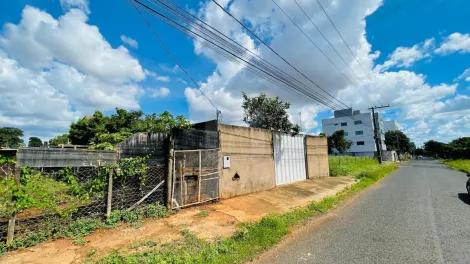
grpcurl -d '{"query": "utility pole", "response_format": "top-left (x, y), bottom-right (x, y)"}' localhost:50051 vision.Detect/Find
top-left (368, 105), bottom-right (389, 164)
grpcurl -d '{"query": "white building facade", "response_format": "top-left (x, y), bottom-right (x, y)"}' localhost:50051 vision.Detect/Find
top-left (322, 109), bottom-right (387, 157)
top-left (383, 120), bottom-right (398, 132)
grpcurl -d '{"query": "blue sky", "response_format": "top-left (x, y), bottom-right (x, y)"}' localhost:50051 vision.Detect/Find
top-left (1, 0), bottom-right (469, 147)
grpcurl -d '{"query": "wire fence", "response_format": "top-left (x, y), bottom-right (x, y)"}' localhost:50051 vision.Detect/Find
top-left (0, 159), bottom-right (167, 245)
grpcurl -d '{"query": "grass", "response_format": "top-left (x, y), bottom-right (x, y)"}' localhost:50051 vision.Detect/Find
top-left (328, 156), bottom-right (379, 177)
top-left (443, 160), bottom-right (470, 174)
top-left (96, 163), bottom-right (398, 264)
top-left (199, 210), bottom-right (209, 218)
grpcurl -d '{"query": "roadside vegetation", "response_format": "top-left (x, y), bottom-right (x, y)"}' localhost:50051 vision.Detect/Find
top-left (328, 156), bottom-right (379, 177)
top-left (96, 163), bottom-right (398, 264)
top-left (443, 160), bottom-right (470, 174)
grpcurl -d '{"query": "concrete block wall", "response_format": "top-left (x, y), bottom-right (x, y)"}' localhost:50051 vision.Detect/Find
top-left (218, 124), bottom-right (276, 199)
top-left (305, 136), bottom-right (330, 179)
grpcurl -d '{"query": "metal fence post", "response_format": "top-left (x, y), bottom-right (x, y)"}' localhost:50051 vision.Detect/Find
top-left (7, 167), bottom-right (20, 245)
top-left (106, 169), bottom-right (113, 219)
top-left (198, 150), bottom-right (202, 202)
top-left (166, 139), bottom-right (174, 210)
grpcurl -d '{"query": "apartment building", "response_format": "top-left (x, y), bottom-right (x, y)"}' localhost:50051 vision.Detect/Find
top-left (383, 120), bottom-right (398, 132)
top-left (322, 109), bottom-right (387, 157)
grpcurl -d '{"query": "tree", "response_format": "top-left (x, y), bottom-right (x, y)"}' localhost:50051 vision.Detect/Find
top-left (49, 134), bottom-right (70, 146)
top-left (384, 130), bottom-right (412, 156)
top-left (241, 92), bottom-right (300, 135)
top-left (28, 137), bottom-right (43, 147)
top-left (448, 137), bottom-right (470, 159)
top-left (423, 140), bottom-right (446, 158)
top-left (415, 148), bottom-right (425, 156)
top-left (328, 130), bottom-right (353, 153)
top-left (68, 108), bottom-right (193, 149)
top-left (0, 127), bottom-right (24, 148)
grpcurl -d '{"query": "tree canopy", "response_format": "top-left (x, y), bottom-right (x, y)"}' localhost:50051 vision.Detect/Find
top-left (49, 134), bottom-right (70, 146)
top-left (327, 130), bottom-right (353, 154)
top-left (384, 130), bottom-right (412, 155)
top-left (424, 137), bottom-right (470, 159)
top-left (28, 137), bottom-right (43, 147)
top-left (68, 108), bottom-right (192, 150)
top-left (0, 127), bottom-right (24, 148)
top-left (242, 92), bottom-right (300, 135)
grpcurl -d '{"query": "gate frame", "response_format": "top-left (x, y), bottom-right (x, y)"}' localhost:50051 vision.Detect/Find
top-left (171, 149), bottom-right (220, 209)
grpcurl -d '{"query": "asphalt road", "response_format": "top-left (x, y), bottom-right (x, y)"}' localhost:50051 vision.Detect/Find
top-left (260, 160), bottom-right (470, 264)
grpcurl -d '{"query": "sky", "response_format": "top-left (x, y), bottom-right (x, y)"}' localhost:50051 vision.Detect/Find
top-left (0, 0), bottom-right (469, 147)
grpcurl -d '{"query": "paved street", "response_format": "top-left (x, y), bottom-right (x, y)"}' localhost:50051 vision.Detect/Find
top-left (260, 160), bottom-right (470, 264)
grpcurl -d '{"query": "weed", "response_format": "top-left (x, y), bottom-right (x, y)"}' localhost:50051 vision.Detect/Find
top-left (130, 240), bottom-right (157, 249)
top-left (96, 163), bottom-right (398, 264)
top-left (145, 203), bottom-right (169, 218)
top-left (105, 210), bottom-right (123, 227)
top-left (0, 242), bottom-right (7, 256)
top-left (57, 218), bottom-right (102, 238)
top-left (73, 236), bottom-right (89, 245)
top-left (199, 209), bottom-right (209, 218)
top-left (444, 160), bottom-right (470, 174)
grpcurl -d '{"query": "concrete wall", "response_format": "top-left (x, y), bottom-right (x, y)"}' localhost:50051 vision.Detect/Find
top-left (305, 136), bottom-right (330, 179)
top-left (218, 124), bottom-right (276, 199)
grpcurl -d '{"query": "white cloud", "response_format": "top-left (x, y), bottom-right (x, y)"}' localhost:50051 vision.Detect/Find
top-left (149, 87), bottom-right (170, 98)
top-left (180, 0), bottom-right (469, 146)
top-left (375, 38), bottom-right (434, 72)
top-left (144, 69), bottom-right (171, 82)
top-left (0, 6), bottom-right (145, 82)
top-left (120, 35), bottom-right (138, 49)
top-left (59, 0), bottom-right (90, 14)
top-left (156, 76), bottom-right (170, 82)
top-left (0, 6), bottom-right (146, 139)
top-left (435, 32), bottom-right (470, 55)
top-left (458, 68), bottom-right (470, 82)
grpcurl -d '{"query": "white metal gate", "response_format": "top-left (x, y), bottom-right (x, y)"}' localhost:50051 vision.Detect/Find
top-left (273, 132), bottom-right (307, 185)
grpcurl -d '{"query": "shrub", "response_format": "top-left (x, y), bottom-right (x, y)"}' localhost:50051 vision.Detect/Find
top-left (145, 203), bottom-right (169, 218)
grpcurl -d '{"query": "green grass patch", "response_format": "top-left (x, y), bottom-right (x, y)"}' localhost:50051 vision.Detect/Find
top-left (329, 156), bottom-right (380, 177)
top-left (443, 160), bottom-right (470, 174)
top-left (96, 163), bottom-right (398, 264)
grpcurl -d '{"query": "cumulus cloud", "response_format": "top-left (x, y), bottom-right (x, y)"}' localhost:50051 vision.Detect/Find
top-left (0, 6), bottom-right (146, 139)
top-left (435, 32), bottom-right (470, 55)
top-left (59, 0), bottom-right (90, 14)
top-left (375, 38), bottom-right (435, 72)
top-left (458, 68), bottom-right (470, 82)
top-left (181, 0), bottom-right (468, 144)
top-left (120, 35), bottom-right (138, 49)
top-left (149, 87), bottom-right (170, 98)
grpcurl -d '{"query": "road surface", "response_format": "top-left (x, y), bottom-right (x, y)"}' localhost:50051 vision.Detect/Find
top-left (259, 160), bottom-right (470, 264)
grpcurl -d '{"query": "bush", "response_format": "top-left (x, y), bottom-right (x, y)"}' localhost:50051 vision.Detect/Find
top-left (145, 203), bottom-right (169, 218)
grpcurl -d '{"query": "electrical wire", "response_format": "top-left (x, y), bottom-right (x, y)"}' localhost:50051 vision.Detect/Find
top-left (126, 0), bottom-right (220, 112)
top-left (315, 0), bottom-right (388, 105)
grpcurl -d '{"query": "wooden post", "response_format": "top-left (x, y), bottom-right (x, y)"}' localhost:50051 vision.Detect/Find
top-left (198, 150), bottom-right (202, 202)
top-left (178, 161), bottom-right (183, 206)
top-left (106, 169), bottom-right (113, 219)
top-left (7, 167), bottom-right (20, 245)
top-left (166, 137), bottom-right (174, 210)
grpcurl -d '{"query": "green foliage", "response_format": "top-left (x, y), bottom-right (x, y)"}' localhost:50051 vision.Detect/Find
top-left (415, 148), bottom-right (424, 156)
top-left (57, 218), bottom-right (103, 238)
top-left (49, 134), bottom-right (70, 146)
top-left (122, 208), bottom-right (144, 228)
top-left (97, 164), bottom-right (398, 264)
top-left (28, 137), bottom-right (43, 147)
top-left (384, 130), bottom-right (412, 155)
top-left (74, 237), bottom-right (89, 246)
top-left (0, 127), bottom-right (24, 148)
top-left (0, 242), bottom-right (6, 256)
top-left (444, 160), bottom-right (470, 174)
top-left (68, 108), bottom-right (192, 148)
top-left (328, 156), bottom-right (378, 177)
top-left (327, 130), bottom-right (353, 153)
top-left (0, 154), bottom-right (16, 166)
top-left (145, 203), bottom-right (169, 218)
top-left (424, 138), bottom-right (470, 159)
top-left (199, 210), bottom-right (209, 218)
top-left (241, 92), bottom-right (300, 135)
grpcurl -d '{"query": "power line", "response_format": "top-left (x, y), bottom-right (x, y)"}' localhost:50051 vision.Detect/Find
top-left (126, 0), bottom-right (220, 112)
top-left (315, 0), bottom-right (387, 104)
top-left (129, 0), bottom-right (375, 130)
top-left (292, 0), bottom-right (386, 106)
top-left (211, 0), bottom-right (350, 110)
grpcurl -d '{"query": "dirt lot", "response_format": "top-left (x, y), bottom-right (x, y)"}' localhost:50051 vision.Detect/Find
top-left (0, 176), bottom-right (355, 264)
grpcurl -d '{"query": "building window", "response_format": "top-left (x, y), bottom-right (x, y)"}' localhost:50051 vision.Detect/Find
top-left (344, 132), bottom-right (348, 136)
top-left (341, 122), bottom-right (347, 126)
top-left (357, 141), bottom-right (365, 145)
top-left (354, 120), bottom-right (362, 125)
top-left (355, 131), bottom-right (364, 135)
top-left (334, 123), bottom-right (338, 126)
